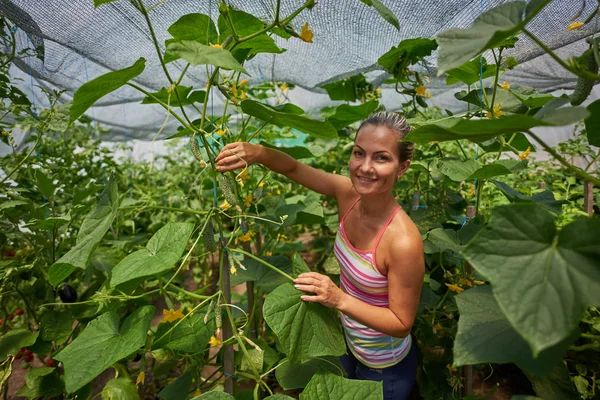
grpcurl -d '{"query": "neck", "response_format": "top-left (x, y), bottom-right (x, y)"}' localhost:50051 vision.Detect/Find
top-left (356, 191), bottom-right (398, 220)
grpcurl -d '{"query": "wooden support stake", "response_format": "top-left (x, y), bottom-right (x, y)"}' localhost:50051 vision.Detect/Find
top-left (584, 181), bottom-right (593, 216)
top-left (538, 181), bottom-right (546, 190)
top-left (243, 242), bottom-right (256, 338)
top-left (222, 251), bottom-right (234, 395)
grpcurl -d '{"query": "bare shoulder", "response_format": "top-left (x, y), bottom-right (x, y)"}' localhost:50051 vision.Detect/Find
top-left (335, 182), bottom-right (359, 219)
top-left (385, 210), bottom-right (424, 271)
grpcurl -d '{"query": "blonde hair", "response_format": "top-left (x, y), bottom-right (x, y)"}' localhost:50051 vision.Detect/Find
top-left (357, 111), bottom-right (415, 162)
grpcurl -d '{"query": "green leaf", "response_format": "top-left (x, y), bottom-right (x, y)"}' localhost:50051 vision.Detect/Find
top-left (263, 283), bottom-right (346, 364)
top-left (403, 113), bottom-right (582, 144)
top-left (168, 13), bottom-right (216, 43)
top-left (0, 330), bottom-right (39, 360)
top-left (70, 58), bottom-right (145, 124)
top-left (49, 178), bottom-right (119, 286)
top-left (299, 368), bottom-right (383, 400)
top-left (94, 0), bottom-right (118, 6)
top-left (240, 347), bottom-right (264, 372)
top-left (491, 180), bottom-right (564, 214)
top-left (16, 367), bottom-right (64, 399)
top-left (510, 88), bottom-right (555, 109)
top-left (445, 58), bottom-right (497, 85)
top-left (292, 252), bottom-right (311, 277)
top-left (584, 99), bottom-right (600, 146)
top-left (259, 141), bottom-right (316, 160)
top-left (47, 103), bottom-right (71, 132)
top-left (423, 228), bottom-right (464, 254)
top-left (241, 100), bottom-right (337, 139)
top-left (35, 169), bottom-right (55, 199)
top-left (461, 204), bottom-right (600, 355)
top-left (230, 256), bottom-right (293, 292)
top-left (537, 105), bottom-right (590, 125)
top-left (378, 38), bottom-right (438, 77)
top-left (525, 363), bottom-right (578, 400)
top-left (369, 0), bottom-right (400, 30)
top-left (276, 357), bottom-right (345, 390)
top-left (142, 86), bottom-right (205, 106)
top-left (193, 392), bottom-right (235, 400)
top-left (153, 312), bottom-right (214, 353)
top-left (110, 222), bottom-right (194, 287)
top-left (437, 159), bottom-right (482, 181)
top-left (327, 101), bottom-right (379, 130)
top-left (158, 368), bottom-right (193, 400)
top-left (54, 306), bottom-right (154, 393)
top-left (40, 309), bottom-right (75, 345)
top-left (219, 10), bottom-right (285, 56)
top-left (321, 74), bottom-right (366, 102)
top-left (436, 2), bottom-right (532, 74)
top-left (264, 396), bottom-right (295, 400)
top-left (453, 286), bottom-right (578, 376)
top-left (477, 133), bottom-right (534, 153)
top-left (0, 199), bottom-right (28, 211)
top-left (166, 40), bottom-right (247, 73)
top-left (101, 378), bottom-right (139, 400)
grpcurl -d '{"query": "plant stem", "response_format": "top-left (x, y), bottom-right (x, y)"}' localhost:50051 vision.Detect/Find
top-left (489, 49), bottom-right (502, 117)
top-left (126, 83), bottom-right (191, 130)
top-left (0, 131), bottom-right (42, 185)
top-left (229, 248), bottom-right (294, 281)
top-left (119, 204), bottom-right (208, 216)
top-left (456, 140), bottom-right (468, 161)
top-left (522, 28), bottom-right (600, 81)
top-left (528, 131), bottom-right (600, 186)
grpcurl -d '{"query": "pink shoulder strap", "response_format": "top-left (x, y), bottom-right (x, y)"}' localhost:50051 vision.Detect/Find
top-left (340, 197), bottom-right (361, 223)
top-left (373, 206), bottom-right (402, 250)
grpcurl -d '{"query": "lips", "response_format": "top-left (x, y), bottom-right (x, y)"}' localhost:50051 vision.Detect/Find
top-left (357, 175), bottom-right (377, 183)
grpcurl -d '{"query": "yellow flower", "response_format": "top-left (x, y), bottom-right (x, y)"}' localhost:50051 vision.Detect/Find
top-left (231, 85), bottom-right (238, 97)
top-left (193, 390), bottom-right (202, 397)
top-left (238, 231), bottom-right (255, 243)
top-left (275, 189), bottom-right (281, 195)
top-left (299, 22), bottom-right (313, 43)
top-left (220, 200), bottom-right (231, 211)
top-left (1, 131), bottom-right (9, 136)
top-left (416, 85), bottom-right (427, 97)
top-left (241, 91), bottom-right (248, 100)
top-left (375, 88), bottom-right (381, 94)
top-left (458, 278), bottom-right (473, 288)
top-left (214, 129), bottom-right (226, 136)
top-left (425, 91), bottom-right (432, 98)
top-left (473, 280), bottom-right (485, 286)
top-left (239, 79), bottom-right (248, 87)
top-left (500, 80), bottom-right (510, 90)
top-left (280, 83), bottom-right (289, 92)
top-left (264, 251), bottom-right (272, 256)
top-left (276, 233), bottom-right (288, 242)
top-left (519, 146), bottom-right (531, 160)
top-left (136, 372), bottom-right (145, 386)
top-left (236, 169), bottom-right (250, 186)
top-left (209, 43), bottom-right (223, 49)
top-left (230, 264), bottom-right (237, 275)
top-left (244, 194), bottom-right (253, 208)
top-left (446, 364), bottom-right (457, 373)
top-left (258, 181), bottom-right (265, 188)
top-left (485, 104), bottom-right (503, 118)
top-left (161, 308), bottom-right (185, 323)
top-left (209, 335), bottom-right (222, 347)
top-left (567, 21), bottom-right (584, 31)
top-left (445, 283), bottom-right (464, 294)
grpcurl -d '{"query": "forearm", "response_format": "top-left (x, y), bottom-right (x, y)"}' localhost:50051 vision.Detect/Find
top-left (257, 145), bottom-right (300, 177)
top-left (337, 292), bottom-right (411, 338)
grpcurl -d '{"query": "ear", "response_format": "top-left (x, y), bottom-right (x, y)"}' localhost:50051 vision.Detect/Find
top-left (396, 160), bottom-right (411, 180)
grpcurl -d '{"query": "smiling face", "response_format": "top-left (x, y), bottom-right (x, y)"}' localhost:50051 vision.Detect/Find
top-left (349, 124), bottom-right (410, 196)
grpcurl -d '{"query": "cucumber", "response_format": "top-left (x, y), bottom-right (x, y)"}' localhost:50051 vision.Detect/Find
top-left (189, 135), bottom-right (204, 163)
top-left (203, 221), bottom-right (216, 253)
top-left (218, 174), bottom-right (238, 207)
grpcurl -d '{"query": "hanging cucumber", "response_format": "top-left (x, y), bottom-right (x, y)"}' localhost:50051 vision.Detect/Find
top-left (203, 221), bottom-right (216, 252)
top-left (218, 174), bottom-right (238, 207)
top-left (189, 135), bottom-right (204, 163)
top-left (571, 39), bottom-right (600, 106)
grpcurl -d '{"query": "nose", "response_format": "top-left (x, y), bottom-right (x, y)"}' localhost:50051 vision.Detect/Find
top-left (359, 157), bottom-right (374, 174)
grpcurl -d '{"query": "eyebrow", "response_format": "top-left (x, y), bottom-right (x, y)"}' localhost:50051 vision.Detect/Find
top-left (353, 145), bottom-right (392, 155)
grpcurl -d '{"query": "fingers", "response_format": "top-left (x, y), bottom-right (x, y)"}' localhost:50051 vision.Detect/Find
top-left (300, 295), bottom-right (321, 303)
top-left (294, 283), bottom-right (319, 294)
top-left (215, 143), bottom-right (239, 163)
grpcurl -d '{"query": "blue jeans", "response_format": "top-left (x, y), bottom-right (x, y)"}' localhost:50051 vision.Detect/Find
top-left (340, 342), bottom-right (417, 400)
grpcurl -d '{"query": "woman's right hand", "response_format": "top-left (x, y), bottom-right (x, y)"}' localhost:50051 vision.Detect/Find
top-left (215, 142), bottom-right (263, 172)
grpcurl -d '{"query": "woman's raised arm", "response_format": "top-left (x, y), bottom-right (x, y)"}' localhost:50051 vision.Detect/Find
top-left (215, 142), bottom-right (352, 199)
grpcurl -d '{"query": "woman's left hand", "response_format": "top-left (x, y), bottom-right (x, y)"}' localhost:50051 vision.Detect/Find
top-left (293, 272), bottom-right (346, 309)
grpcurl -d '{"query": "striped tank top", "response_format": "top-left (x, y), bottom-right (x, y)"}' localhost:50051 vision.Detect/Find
top-left (334, 197), bottom-right (412, 368)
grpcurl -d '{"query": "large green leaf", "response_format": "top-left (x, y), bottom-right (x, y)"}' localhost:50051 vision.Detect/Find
top-left (445, 58), bottom-right (497, 85)
top-left (491, 180), bottom-right (565, 214)
top-left (166, 40), bottom-right (247, 73)
top-left (362, 0), bottom-right (400, 30)
top-left (525, 363), bottom-right (578, 400)
top-left (327, 101), bottom-right (379, 130)
top-left (110, 222), bottom-right (194, 287)
top-left (55, 306), bottom-right (154, 393)
top-left (259, 141), bottom-right (318, 160)
top-left (436, 1), bottom-right (547, 74)
top-left (275, 357), bottom-right (345, 390)
top-left (423, 228), bottom-right (464, 254)
top-left (378, 38), bottom-right (437, 77)
top-left (404, 111), bottom-right (587, 144)
top-left (437, 159), bottom-right (528, 182)
top-left (462, 204), bottom-right (600, 355)
top-left (230, 255), bottom-right (292, 292)
top-left (321, 74), bottom-right (366, 102)
top-left (193, 392), bottom-right (235, 400)
top-left (453, 286), bottom-right (577, 376)
top-left (263, 284), bottom-right (346, 364)
top-left (70, 58), bottom-right (145, 123)
top-left (477, 133), bottom-right (534, 153)
top-left (142, 85), bottom-right (205, 106)
top-left (241, 100), bottom-right (337, 139)
top-left (153, 312), bottom-right (214, 353)
top-left (158, 368), bottom-right (193, 400)
top-left (40, 309), bottom-right (74, 344)
top-left (49, 178), bottom-right (119, 286)
top-left (0, 330), bottom-right (38, 360)
top-left (218, 9), bottom-right (284, 56)
top-left (168, 13), bottom-right (216, 43)
top-left (584, 99), bottom-right (600, 146)
top-left (15, 367), bottom-right (64, 399)
top-left (299, 368), bottom-right (383, 400)
top-left (101, 378), bottom-right (139, 400)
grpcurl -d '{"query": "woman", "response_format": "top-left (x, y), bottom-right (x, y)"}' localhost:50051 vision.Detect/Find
top-left (215, 111), bottom-right (424, 400)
